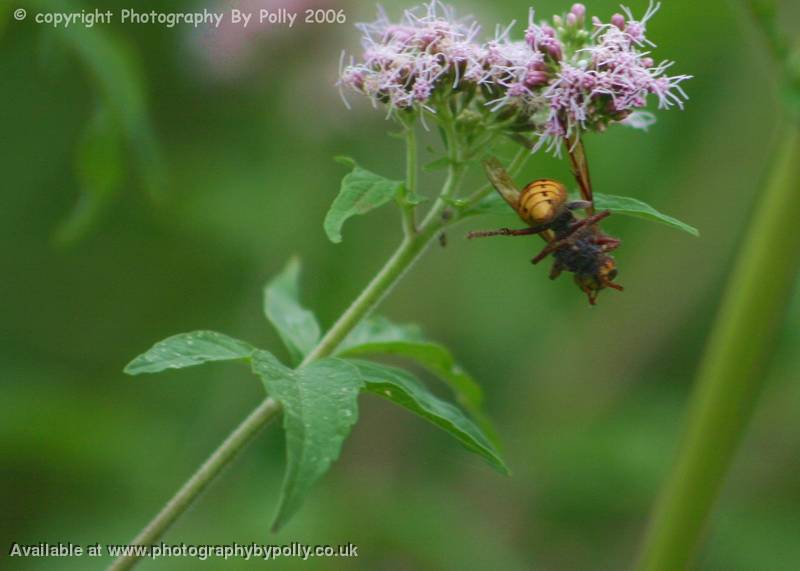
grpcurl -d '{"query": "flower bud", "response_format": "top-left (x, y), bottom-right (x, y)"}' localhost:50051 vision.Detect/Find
top-left (542, 38), bottom-right (563, 61)
top-left (507, 83), bottom-right (529, 98)
top-left (524, 70), bottom-right (549, 88)
top-left (566, 13), bottom-right (577, 27)
top-left (412, 78), bottom-right (433, 102)
top-left (611, 13), bottom-right (626, 30)
top-left (570, 3), bottom-right (586, 24)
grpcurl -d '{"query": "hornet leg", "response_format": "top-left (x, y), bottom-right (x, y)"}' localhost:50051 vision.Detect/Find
top-left (595, 236), bottom-right (621, 252)
top-left (467, 225), bottom-right (546, 239)
top-left (565, 210), bottom-right (612, 237)
top-left (548, 260), bottom-right (564, 280)
top-left (532, 237), bottom-right (574, 264)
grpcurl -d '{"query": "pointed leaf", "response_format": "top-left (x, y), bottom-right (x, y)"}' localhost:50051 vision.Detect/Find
top-left (333, 155), bottom-right (356, 168)
top-left (264, 258), bottom-right (321, 365)
top-left (351, 360), bottom-right (508, 474)
top-left (463, 191), bottom-right (700, 239)
top-left (251, 352), bottom-right (362, 531)
top-left (339, 317), bottom-right (483, 412)
top-left (594, 193), bottom-right (699, 236)
top-left (124, 331), bottom-right (255, 375)
top-left (423, 156), bottom-right (453, 172)
top-left (442, 196), bottom-right (470, 209)
top-left (340, 315), bottom-right (425, 347)
top-left (463, 192), bottom-right (516, 218)
top-left (403, 190), bottom-right (427, 206)
top-left (324, 160), bottom-right (403, 243)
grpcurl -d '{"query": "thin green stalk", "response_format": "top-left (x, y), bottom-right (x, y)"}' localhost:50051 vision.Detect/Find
top-left (400, 120), bottom-right (419, 236)
top-left (634, 126), bottom-right (800, 571)
top-left (421, 161), bottom-right (467, 229)
top-left (420, 114), bottom-right (466, 228)
top-left (108, 398), bottom-right (282, 571)
top-left (301, 234), bottom-right (432, 365)
top-left (109, 125), bottom-right (472, 571)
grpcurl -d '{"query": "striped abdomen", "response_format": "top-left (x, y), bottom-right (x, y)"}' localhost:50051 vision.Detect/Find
top-left (517, 179), bottom-right (567, 225)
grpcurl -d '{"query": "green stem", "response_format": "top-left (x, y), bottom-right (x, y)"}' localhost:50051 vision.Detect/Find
top-left (107, 398), bottom-right (282, 571)
top-left (301, 235), bottom-right (432, 365)
top-left (109, 134), bottom-right (470, 571)
top-left (634, 126), bottom-right (800, 571)
top-left (420, 113), bottom-right (466, 228)
top-left (400, 120), bottom-right (419, 236)
top-left (421, 160), bottom-right (467, 229)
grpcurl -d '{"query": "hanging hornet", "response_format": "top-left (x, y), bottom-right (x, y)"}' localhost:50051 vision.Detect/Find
top-left (467, 157), bottom-right (623, 305)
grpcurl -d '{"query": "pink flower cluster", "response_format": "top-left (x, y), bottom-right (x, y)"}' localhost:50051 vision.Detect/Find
top-left (338, 1), bottom-right (691, 153)
top-left (338, 2), bottom-right (484, 114)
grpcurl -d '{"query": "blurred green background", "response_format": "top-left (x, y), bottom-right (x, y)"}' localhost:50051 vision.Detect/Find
top-left (2, 0), bottom-right (799, 569)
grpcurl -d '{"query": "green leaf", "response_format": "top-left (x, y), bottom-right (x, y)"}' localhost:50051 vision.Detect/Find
top-left (55, 105), bottom-right (125, 246)
top-left (441, 196), bottom-right (470, 209)
top-left (403, 190), bottom-right (427, 206)
top-left (251, 351), bottom-right (362, 531)
top-left (463, 192), bottom-right (700, 238)
top-left (324, 160), bottom-right (403, 243)
top-left (332, 155), bottom-right (356, 168)
top-left (340, 315), bottom-right (425, 346)
top-left (263, 258), bottom-right (321, 365)
top-left (351, 360), bottom-right (508, 474)
top-left (124, 331), bottom-right (255, 375)
top-left (338, 317), bottom-right (483, 412)
top-left (594, 193), bottom-right (700, 236)
top-left (423, 156), bottom-right (453, 172)
top-left (463, 192), bottom-right (516, 218)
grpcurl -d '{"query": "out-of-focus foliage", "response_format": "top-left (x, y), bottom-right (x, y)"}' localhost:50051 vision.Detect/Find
top-left (19, 0), bottom-right (165, 245)
top-left (1, 0), bottom-right (799, 570)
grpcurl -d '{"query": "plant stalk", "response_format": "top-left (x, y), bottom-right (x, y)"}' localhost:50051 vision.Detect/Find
top-left (400, 119), bottom-right (419, 236)
top-left (634, 126), bottom-right (800, 571)
top-left (109, 133), bottom-right (470, 571)
top-left (107, 397), bottom-right (282, 571)
top-left (301, 234), bottom-right (433, 365)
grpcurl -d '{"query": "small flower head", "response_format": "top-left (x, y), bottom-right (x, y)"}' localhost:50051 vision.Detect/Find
top-left (338, 1), bottom-right (484, 113)
top-left (525, 10), bottom-right (564, 61)
top-left (570, 3), bottom-right (587, 25)
top-left (621, 0), bottom-right (661, 46)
